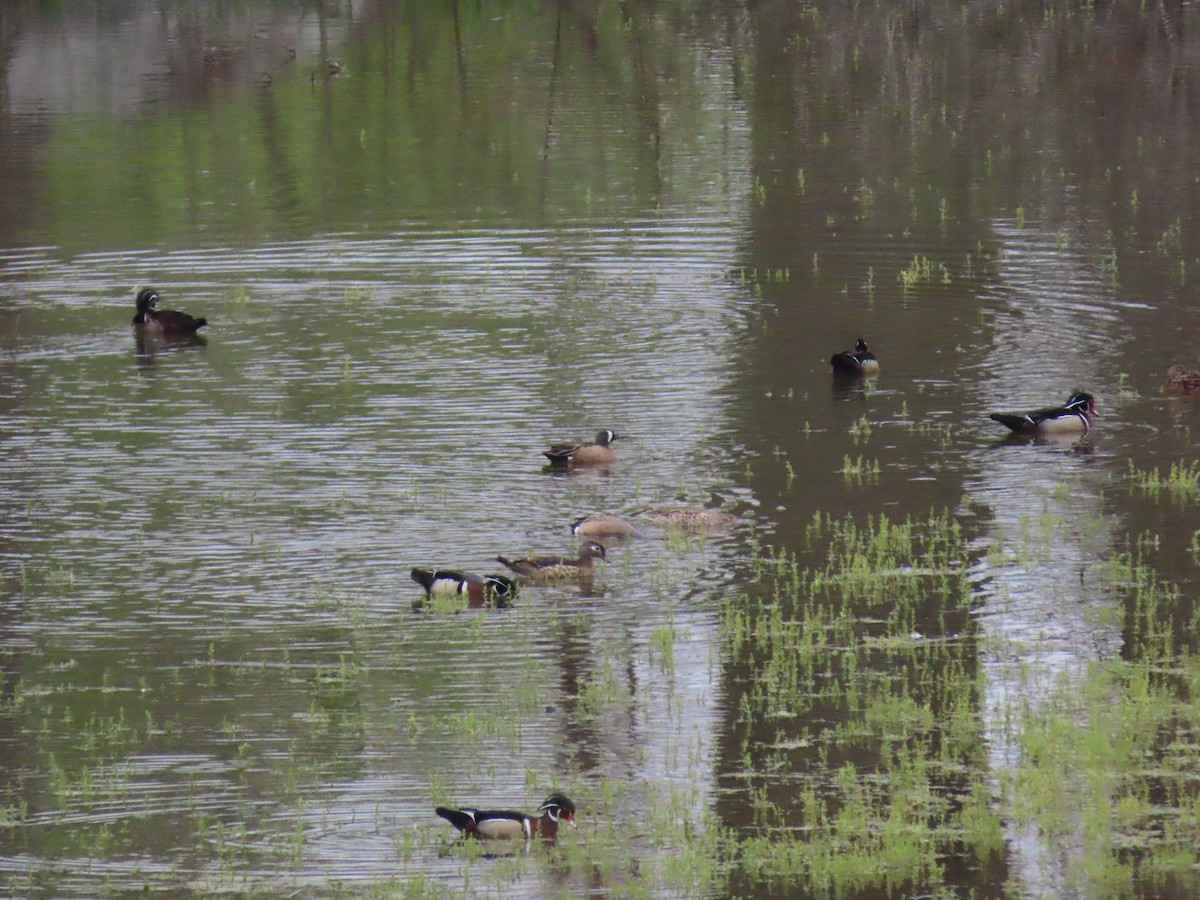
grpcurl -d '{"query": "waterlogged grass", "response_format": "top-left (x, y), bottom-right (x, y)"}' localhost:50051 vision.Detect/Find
top-left (841, 454), bottom-right (881, 485)
top-left (1005, 546), bottom-right (1200, 896)
top-left (705, 512), bottom-right (997, 896)
top-left (7, 501), bottom-right (1200, 896)
top-left (898, 254), bottom-right (951, 289)
top-left (1127, 458), bottom-right (1200, 504)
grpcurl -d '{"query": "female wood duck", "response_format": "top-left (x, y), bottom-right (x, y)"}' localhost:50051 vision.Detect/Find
top-left (830, 338), bottom-right (879, 376)
top-left (410, 569), bottom-right (518, 606)
top-left (132, 288), bottom-right (208, 335)
top-left (988, 391), bottom-right (1097, 435)
top-left (543, 429), bottom-right (621, 465)
top-left (1165, 365), bottom-right (1200, 394)
top-left (638, 506), bottom-right (739, 533)
top-left (571, 514), bottom-right (637, 538)
top-left (496, 540), bottom-right (607, 581)
top-left (436, 793), bottom-right (576, 841)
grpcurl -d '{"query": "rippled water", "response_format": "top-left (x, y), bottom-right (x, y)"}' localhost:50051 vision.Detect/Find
top-left (3, 1), bottom-right (1200, 895)
top-left (0, 220), bottom-right (756, 891)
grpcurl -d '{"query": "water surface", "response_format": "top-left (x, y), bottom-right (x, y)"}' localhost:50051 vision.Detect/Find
top-left (2, 1), bottom-right (1200, 896)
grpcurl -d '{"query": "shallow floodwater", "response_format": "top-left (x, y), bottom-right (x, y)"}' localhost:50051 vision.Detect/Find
top-left (2, 2), bottom-right (1199, 896)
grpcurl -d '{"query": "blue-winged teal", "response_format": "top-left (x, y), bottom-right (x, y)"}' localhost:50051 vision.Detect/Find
top-left (496, 540), bottom-right (607, 580)
top-left (436, 793), bottom-right (575, 840)
top-left (989, 391), bottom-right (1096, 435)
top-left (410, 569), bottom-right (517, 606)
top-left (132, 288), bottom-right (208, 335)
top-left (543, 429), bottom-right (622, 465)
top-left (830, 338), bottom-right (879, 376)
top-left (571, 514), bottom-right (637, 538)
top-left (1165, 366), bottom-right (1200, 394)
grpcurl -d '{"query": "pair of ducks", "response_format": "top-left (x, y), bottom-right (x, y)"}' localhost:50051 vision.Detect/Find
top-left (410, 538), bottom-right (608, 608)
top-left (411, 429), bottom-right (621, 606)
top-left (833, 338), bottom-right (1100, 435)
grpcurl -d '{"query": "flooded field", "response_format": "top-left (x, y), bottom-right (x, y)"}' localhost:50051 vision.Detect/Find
top-left (1, 1), bottom-right (1199, 896)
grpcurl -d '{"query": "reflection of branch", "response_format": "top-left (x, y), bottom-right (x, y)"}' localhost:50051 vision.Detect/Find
top-left (541, 6), bottom-right (563, 165)
top-left (624, 3), bottom-right (662, 183)
top-left (255, 31), bottom-right (297, 83)
top-left (256, 32), bottom-right (297, 65)
top-left (451, 0), bottom-right (467, 106)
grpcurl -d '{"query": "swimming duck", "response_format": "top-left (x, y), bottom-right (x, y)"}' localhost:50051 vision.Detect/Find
top-left (132, 288), bottom-right (208, 335)
top-left (410, 569), bottom-right (518, 606)
top-left (571, 514), bottom-right (637, 538)
top-left (1164, 365), bottom-right (1200, 394)
top-left (830, 338), bottom-right (879, 376)
top-left (436, 793), bottom-right (576, 840)
top-left (496, 541), bottom-right (607, 581)
top-left (988, 391), bottom-right (1096, 435)
top-left (637, 506), bottom-right (739, 533)
top-left (543, 429), bottom-right (622, 466)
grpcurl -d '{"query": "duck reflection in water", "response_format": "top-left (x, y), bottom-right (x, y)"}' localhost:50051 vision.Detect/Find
top-left (992, 429), bottom-right (1096, 453)
top-left (133, 329), bottom-right (207, 371)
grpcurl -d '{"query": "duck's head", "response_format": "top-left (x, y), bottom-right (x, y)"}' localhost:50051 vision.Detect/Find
top-left (1065, 391), bottom-right (1097, 415)
top-left (135, 288), bottom-right (160, 315)
top-left (538, 793), bottom-right (576, 826)
top-left (483, 574), bottom-right (518, 599)
top-left (579, 540), bottom-right (608, 561)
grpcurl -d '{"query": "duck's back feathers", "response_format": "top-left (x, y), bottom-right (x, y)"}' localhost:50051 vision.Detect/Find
top-left (571, 514), bottom-right (637, 538)
top-left (435, 806), bottom-right (483, 834)
top-left (637, 506), bottom-right (739, 533)
top-left (830, 338), bottom-right (879, 376)
top-left (152, 308), bottom-right (208, 333)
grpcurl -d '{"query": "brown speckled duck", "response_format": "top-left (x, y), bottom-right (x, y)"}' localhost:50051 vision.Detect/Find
top-left (1165, 365), bottom-right (1200, 394)
top-left (638, 506), bottom-right (739, 533)
top-left (497, 541), bottom-right (607, 581)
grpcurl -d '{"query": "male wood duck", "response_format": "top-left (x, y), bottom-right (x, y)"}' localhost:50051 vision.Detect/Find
top-left (830, 338), bottom-right (879, 376)
top-left (410, 569), bottom-right (518, 606)
top-left (132, 288), bottom-right (208, 335)
top-left (571, 514), bottom-right (637, 538)
top-left (988, 391), bottom-right (1097, 435)
top-left (436, 793), bottom-right (576, 841)
top-left (496, 540), bottom-right (607, 581)
top-left (638, 506), bottom-right (739, 533)
top-left (1165, 365), bottom-right (1200, 394)
top-left (543, 429), bottom-right (622, 465)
